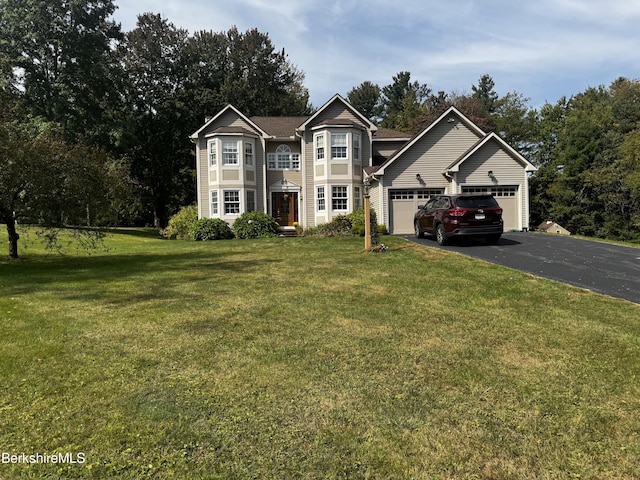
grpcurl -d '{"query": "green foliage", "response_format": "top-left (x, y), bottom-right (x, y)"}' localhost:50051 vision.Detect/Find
top-left (304, 210), bottom-right (385, 238)
top-left (2, 231), bottom-right (640, 478)
top-left (0, 0), bottom-right (122, 144)
top-left (190, 218), bottom-right (234, 241)
top-left (161, 205), bottom-right (198, 239)
top-left (347, 208), bottom-right (378, 236)
top-left (530, 80), bottom-right (640, 240)
top-left (232, 211), bottom-right (279, 239)
top-left (347, 81), bottom-right (382, 122)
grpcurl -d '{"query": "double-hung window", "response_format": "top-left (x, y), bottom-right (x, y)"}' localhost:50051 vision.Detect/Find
top-left (315, 134), bottom-right (325, 161)
top-left (208, 140), bottom-right (217, 166)
top-left (210, 190), bottom-right (218, 215)
top-left (244, 142), bottom-right (253, 167)
top-left (224, 190), bottom-right (240, 214)
top-left (222, 141), bottom-right (238, 165)
top-left (246, 190), bottom-right (256, 212)
top-left (332, 186), bottom-right (348, 211)
top-left (353, 134), bottom-right (361, 163)
top-left (331, 134), bottom-right (347, 160)
top-left (316, 186), bottom-right (326, 212)
top-left (354, 186), bottom-right (362, 209)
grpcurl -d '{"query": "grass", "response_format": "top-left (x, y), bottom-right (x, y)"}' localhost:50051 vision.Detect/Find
top-left (1, 227), bottom-right (639, 479)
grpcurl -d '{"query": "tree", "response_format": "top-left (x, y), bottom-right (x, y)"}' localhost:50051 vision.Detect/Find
top-left (0, 0), bottom-right (122, 145)
top-left (116, 13), bottom-right (194, 229)
top-left (471, 74), bottom-right (499, 115)
top-left (493, 91), bottom-right (537, 155)
top-left (0, 110), bottom-right (115, 258)
top-left (218, 27), bottom-right (311, 116)
top-left (347, 81), bottom-right (382, 123)
top-left (380, 71), bottom-right (431, 132)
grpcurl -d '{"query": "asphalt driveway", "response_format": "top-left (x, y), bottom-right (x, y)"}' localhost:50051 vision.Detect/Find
top-left (404, 232), bottom-right (640, 305)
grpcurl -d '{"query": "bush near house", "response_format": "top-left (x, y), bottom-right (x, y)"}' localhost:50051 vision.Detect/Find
top-left (233, 211), bottom-right (279, 239)
top-left (160, 205), bottom-right (198, 239)
top-left (190, 218), bottom-right (234, 241)
top-left (305, 209), bottom-right (387, 237)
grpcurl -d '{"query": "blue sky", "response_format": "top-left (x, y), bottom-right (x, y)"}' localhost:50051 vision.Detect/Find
top-left (112, 0), bottom-right (640, 110)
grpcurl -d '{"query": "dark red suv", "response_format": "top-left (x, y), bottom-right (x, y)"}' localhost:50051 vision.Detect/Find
top-left (414, 194), bottom-right (503, 245)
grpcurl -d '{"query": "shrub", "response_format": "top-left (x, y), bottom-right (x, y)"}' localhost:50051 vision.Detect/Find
top-left (190, 218), bottom-right (234, 241)
top-left (232, 211), bottom-right (279, 239)
top-left (348, 208), bottom-right (378, 236)
top-left (161, 205), bottom-right (198, 239)
top-left (305, 215), bottom-right (352, 237)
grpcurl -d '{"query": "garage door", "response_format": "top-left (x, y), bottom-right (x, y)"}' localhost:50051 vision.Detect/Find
top-left (462, 186), bottom-right (519, 231)
top-left (389, 189), bottom-right (443, 234)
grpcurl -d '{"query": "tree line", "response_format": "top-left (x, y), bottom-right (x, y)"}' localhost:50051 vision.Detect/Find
top-left (1, 0), bottom-right (639, 260)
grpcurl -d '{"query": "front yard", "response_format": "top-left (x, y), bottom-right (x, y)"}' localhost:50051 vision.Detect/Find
top-left (1, 229), bottom-right (639, 479)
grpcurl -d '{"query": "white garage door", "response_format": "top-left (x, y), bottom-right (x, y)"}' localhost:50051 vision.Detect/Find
top-left (389, 189), bottom-right (443, 234)
top-left (462, 186), bottom-right (519, 231)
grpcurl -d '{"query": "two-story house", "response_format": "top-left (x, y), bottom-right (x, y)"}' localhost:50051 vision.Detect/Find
top-left (190, 94), bottom-right (536, 235)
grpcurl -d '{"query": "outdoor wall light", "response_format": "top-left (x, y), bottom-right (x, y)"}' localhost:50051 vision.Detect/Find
top-left (487, 170), bottom-right (494, 177)
top-left (416, 173), bottom-right (421, 180)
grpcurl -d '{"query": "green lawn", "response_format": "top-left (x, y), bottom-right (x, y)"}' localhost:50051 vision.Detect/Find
top-left (1, 228), bottom-right (639, 479)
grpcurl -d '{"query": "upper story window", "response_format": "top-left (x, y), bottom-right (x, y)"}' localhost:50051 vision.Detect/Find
top-left (331, 133), bottom-right (348, 160)
top-left (245, 142), bottom-right (254, 167)
top-left (268, 144), bottom-right (300, 170)
top-left (222, 140), bottom-right (238, 165)
top-left (208, 139), bottom-right (217, 167)
top-left (353, 133), bottom-right (361, 163)
top-left (315, 134), bottom-right (325, 161)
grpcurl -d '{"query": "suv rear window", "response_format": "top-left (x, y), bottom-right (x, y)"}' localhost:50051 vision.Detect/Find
top-left (455, 196), bottom-right (499, 208)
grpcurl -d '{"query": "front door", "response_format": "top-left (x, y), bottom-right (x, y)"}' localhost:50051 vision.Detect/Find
top-left (272, 192), bottom-right (298, 226)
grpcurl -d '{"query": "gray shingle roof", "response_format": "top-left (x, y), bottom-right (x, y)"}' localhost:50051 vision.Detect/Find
top-left (250, 116), bottom-right (309, 138)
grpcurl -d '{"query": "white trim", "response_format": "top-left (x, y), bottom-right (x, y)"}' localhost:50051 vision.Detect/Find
top-left (190, 104), bottom-right (269, 140)
top-left (375, 106), bottom-right (485, 176)
top-left (446, 133), bottom-right (537, 174)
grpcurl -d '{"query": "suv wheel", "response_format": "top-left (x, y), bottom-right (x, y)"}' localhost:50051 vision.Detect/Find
top-left (435, 223), bottom-right (448, 246)
top-left (414, 221), bottom-right (424, 238)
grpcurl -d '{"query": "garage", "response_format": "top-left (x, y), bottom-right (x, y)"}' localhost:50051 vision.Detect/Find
top-left (462, 186), bottom-right (519, 231)
top-left (389, 189), bottom-right (443, 234)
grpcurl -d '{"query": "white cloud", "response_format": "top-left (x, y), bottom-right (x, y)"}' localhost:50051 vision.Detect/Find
top-left (112, 0), bottom-right (640, 108)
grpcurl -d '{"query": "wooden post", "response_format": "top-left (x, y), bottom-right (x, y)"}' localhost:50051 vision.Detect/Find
top-left (364, 192), bottom-right (371, 251)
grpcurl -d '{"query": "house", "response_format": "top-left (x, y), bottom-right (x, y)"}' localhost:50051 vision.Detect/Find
top-left (190, 94), bottom-right (537, 234)
top-left (537, 220), bottom-right (571, 235)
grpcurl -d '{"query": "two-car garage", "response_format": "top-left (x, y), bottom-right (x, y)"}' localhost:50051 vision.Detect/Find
top-left (388, 186), bottom-right (521, 235)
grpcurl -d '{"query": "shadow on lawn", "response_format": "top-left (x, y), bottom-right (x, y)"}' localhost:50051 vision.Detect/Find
top-left (0, 249), bottom-right (279, 299)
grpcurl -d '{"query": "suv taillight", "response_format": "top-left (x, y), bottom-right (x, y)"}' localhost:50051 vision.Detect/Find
top-left (448, 208), bottom-right (467, 217)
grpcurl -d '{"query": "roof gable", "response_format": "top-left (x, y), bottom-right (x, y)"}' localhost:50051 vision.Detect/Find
top-left (298, 94), bottom-right (377, 132)
top-left (446, 133), bottom-right (537, 173)
top-left (374, 106), bottom-right (485, 175)
top-left (190, 104), bottom-right (269, 140)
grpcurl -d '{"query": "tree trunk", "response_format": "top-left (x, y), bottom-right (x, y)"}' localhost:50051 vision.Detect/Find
top-left (5, 217), bottom-right (19, 259)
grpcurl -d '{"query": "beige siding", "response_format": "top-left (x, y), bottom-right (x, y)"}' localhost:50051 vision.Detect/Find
top-left (457, 140), bottom-right (528, 229)
top-left (373, 140), bottom-right (406, 163)
top-left (198, 137), bottom-right (210, 218)
top-left (196, 111), bottom-right (265, 219)
top-left (384, 121), bottom-right (482, 189)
